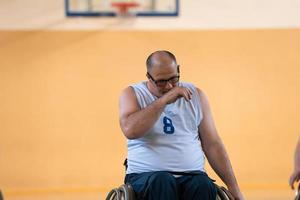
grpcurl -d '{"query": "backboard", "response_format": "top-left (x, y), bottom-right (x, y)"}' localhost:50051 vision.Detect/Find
top-left (65, 0), bottom-right (179, 17)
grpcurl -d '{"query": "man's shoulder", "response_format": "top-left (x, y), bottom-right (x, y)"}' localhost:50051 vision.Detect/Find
top-left (120, 82), bottom-right (145, 93)
top-left (180, 82), bottom-right (201, 91)
top-left (180, 81), bottom-right (194, 87)
top-left (130, 81), bottom-right (147, 88)
top-left (124, 82), bottom-right (152, 99)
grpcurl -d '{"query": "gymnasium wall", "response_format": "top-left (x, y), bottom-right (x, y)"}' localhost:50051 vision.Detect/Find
top-left (0, 30), bottom-right (300, 198)
top-left (1, 0), bottom-right (300, 199)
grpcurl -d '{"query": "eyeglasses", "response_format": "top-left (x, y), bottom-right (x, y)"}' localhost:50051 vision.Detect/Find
top-left (147, 72), bottom-right (180, 87)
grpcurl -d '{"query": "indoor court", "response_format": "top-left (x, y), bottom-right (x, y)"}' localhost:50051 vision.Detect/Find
top-left (0, 0), bottom-right (300, 200)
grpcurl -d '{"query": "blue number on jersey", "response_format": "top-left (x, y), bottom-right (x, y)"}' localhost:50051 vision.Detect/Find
top-left (163, 116), bottom-right (175, 134)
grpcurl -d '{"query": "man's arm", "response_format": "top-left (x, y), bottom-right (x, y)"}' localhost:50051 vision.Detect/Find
top-left (289, 137), bottom-right (300, 189)
top-left (197, 88), bottom-right (244, 200)
top-left (119, 86), bottom-right (166, 139)
top-left (119, 86), bottom-right (192, 139)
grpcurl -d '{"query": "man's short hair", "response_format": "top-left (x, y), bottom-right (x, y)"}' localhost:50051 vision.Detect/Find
top-left (146, 50), bottom-right (177, 71)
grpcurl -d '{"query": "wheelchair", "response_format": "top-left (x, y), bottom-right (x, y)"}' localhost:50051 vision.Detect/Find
top-left (106, 159), bottom-right (234, 200)
top-left (105, 182), bottom-right (234, 200)
top-left (296, 185), bottom-right (300, 200)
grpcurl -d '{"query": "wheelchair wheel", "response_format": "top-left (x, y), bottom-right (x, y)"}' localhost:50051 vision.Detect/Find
top-left (296, 187), bottom-right (300, 200)
top-left (106, 183), bottom-right (233, 200)
top-left (215, 184), bottom-right (234, 200)
top-left (105, 184), bottom-right (135, 200)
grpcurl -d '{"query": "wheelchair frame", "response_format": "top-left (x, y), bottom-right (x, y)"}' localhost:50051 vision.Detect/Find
top-left (105, 182), bottom-right (234, 200)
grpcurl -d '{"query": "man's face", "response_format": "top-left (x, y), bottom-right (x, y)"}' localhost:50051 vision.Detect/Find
top-left (147, 63), bottom-right (180, 96)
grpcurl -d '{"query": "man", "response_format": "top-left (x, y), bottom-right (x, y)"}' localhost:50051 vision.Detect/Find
top-left (119, 50), bottom-right (244, 200)
top-left (289, 137), bottom-right (300, 190)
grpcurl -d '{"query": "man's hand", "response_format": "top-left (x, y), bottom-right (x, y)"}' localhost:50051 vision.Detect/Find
top-left (289, 169), bottom-right (300, 190)
top-left (161, 86), bottom-right (192, 104)
top-left (228, 187), bottom-right (245, 200)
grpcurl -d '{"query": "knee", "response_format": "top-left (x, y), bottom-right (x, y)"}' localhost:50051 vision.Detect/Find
top-left (183, 175), bottom-right (216, 200)
top-left (148, 171), bottom-right (176, 188)
top-left (190, 175), bottom-right (215, 192)
top-left (145, 172), bottom-right (178, 199)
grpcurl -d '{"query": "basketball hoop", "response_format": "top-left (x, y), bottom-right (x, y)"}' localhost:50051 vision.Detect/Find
top-left (111, 2), bottom-right (140, 16)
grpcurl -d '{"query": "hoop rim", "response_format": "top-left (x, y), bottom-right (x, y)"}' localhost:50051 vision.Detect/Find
top-left (111, 2), bottom-right (140, 14)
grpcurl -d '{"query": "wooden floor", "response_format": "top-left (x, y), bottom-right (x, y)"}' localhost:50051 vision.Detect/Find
top-left (3, 189), bottom-right (295, 200)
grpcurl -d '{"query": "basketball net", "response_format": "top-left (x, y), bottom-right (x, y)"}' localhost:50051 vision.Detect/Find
top-left (111, 2), bottom-right (140, 17)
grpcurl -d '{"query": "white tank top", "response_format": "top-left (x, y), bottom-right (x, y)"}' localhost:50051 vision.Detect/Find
top-left (126, 81), bottom-right (205, 174)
